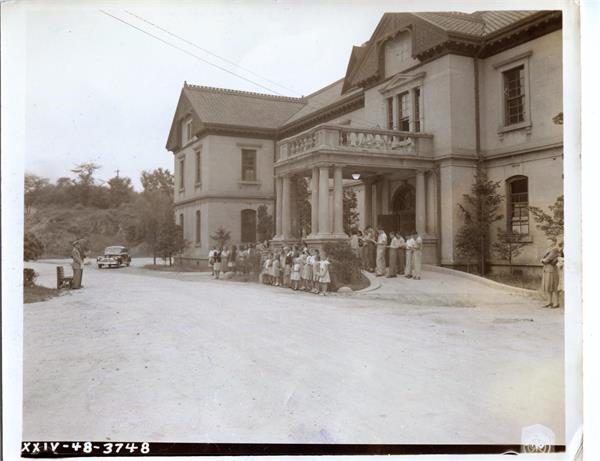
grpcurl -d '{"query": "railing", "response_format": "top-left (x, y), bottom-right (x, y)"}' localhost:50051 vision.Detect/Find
top-left (277, 124), bottom-right (433, 160)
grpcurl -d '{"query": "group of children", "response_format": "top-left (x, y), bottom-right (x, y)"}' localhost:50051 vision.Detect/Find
top-left (260, 247), bottom-right (332, 295)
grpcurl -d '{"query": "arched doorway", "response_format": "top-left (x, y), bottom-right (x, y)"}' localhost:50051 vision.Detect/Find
top-left (390, 183), bottom-right (416, 237)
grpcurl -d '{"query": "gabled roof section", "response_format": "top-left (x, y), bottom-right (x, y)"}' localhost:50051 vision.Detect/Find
top-left (166, 83), bottom-right (306, 151)
top-left (342, 10), bottom-right (560, 93)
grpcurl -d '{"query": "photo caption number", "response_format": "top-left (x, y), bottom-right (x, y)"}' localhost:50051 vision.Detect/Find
top-left (83, 442), bottom-right (93, 453)
top-left (125, 443), bottom-right (138, 453)
top-left (102, 443), bottom-right (113, 454)
top-left (141, 442), bottom-right (150, 454)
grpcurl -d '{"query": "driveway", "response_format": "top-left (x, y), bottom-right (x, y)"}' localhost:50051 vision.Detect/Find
top-left (22, 259), bottom-right (564, 445)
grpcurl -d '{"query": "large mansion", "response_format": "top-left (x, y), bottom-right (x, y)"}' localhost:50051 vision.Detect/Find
top-left (166, 10), bottom-right (563, 272)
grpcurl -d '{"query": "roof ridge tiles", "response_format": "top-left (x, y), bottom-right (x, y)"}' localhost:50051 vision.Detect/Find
top-left (183, 82), bottom-right (305, 103)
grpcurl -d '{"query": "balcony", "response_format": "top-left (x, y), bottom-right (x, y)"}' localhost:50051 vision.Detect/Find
top-left (277, 124), bottom-right (433, 161)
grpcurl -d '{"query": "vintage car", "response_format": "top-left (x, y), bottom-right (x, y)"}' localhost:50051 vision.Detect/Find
top-left (97, 246), bottom-right (131, 269)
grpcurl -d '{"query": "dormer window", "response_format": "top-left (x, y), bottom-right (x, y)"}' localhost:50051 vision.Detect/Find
top-left (181, 117), bottom-right (193, 146)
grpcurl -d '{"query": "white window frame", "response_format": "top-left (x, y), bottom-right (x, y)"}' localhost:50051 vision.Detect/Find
top-left (494, 51), bottom-right (533, 135)
top-left (380, 74), bottom-right (424, 132)
top-left (194, 146), bottom-right (202, 188)
top-left (178, 155), bottom-right (185, 193)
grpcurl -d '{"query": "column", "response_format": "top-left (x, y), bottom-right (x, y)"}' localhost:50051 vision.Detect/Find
top-left (415, 170), bottom-right (426, 234)
top-left (381, 178), bottom-right (390, 215)
top-left (363, 180), bottom-right (372, 228)
top-left (333, 166), bottom-right (344, 234)
top-left (318, 166), bottom-right (330, 234)
top-left (275, 176), bottom-right (283, 237)
top-left (311, 167), bottom-right (319, 236)
top-left (282, 175), bottom-right (292, 238)
top-left (426, 171), bottom-right (436, 235)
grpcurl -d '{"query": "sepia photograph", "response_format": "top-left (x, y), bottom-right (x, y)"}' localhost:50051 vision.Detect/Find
top-left (1, 0), bottom-right (585, 458)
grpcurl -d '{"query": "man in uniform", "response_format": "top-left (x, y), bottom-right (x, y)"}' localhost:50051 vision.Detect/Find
top-left (71, 240), bottom-right (84, 289)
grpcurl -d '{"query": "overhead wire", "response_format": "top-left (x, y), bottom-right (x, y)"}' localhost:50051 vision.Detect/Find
top-left (100, 9), bottom-right (392, 129)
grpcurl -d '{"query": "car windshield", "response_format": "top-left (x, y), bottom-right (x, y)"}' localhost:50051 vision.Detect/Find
top-left (105, 247), bottom-right (125, 254)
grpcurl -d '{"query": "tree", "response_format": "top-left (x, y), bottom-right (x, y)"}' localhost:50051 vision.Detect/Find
top-left (294, 176), bottom-right (311, 237)
top-left (529, 195), bottom-right (564, 244)
top-left (157, 220), bottom-right (187, 266)
top-left (136, 192), bottom-right (172, 264)
top-left (24, 232), bottom-right (44, 261)
top-left (492, 229), bottom-right (527, 275)
top-left (107, 175), bottom-right (134, 207)
top-left (24, 174), bottom-right (49, 214)
top-left (343, 189), bottom-right (360, 234)
top-left (210, 227), bottom-right (231, 248)
top-left (256, 205), bottom-right (274, 242)
top-left (455, 164), bottom-right (504, 274)
top-left (141, 168), bottom-right (174, 198)
top-left (71, 162), bottom-right (101, 206)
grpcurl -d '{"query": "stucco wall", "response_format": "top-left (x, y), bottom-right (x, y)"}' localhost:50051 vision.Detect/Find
top-left (485, 148), bottom-right (563, 267)
top-left (478, 30), bottom-right (563, 156)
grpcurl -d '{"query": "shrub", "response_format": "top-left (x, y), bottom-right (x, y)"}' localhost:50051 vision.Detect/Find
top-left (322, 242), bottom-right (362, 291)
top-left (24, 233), bottom-right (44, 261)
top-left (24, 268), bottom-right (38, 287)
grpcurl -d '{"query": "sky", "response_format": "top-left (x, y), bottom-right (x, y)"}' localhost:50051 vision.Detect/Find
top-left (21, 1), bottom-right (409, 190)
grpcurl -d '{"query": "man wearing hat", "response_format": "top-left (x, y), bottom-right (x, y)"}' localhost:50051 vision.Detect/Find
top-left (71, 240), bottom-right (84, 289)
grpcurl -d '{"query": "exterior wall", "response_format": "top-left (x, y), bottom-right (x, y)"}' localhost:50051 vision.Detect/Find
top-left (478, 30), bottom-right (563, 156)
top-left (173, 133), bottom-right (276, 258)
top-left (485, 147), bottom-right (563, 268)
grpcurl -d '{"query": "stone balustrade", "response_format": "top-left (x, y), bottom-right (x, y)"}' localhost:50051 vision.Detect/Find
top-left (277, 124), bottom-right (433, 160)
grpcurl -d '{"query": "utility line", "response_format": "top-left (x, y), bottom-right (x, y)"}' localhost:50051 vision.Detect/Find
top-left (101, 9), bottom-right (389, 129)
top-left (99, 9), bottom-right (287, 96)
top-left (124, 10), bottom-right (301, 97)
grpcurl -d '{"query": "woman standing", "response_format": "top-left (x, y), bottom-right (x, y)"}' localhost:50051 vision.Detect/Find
top-left (541, 240), bottom-right (560, 308)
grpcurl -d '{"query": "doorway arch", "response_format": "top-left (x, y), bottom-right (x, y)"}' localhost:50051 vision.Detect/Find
top-left (391, 183), bottom-right (416, 237)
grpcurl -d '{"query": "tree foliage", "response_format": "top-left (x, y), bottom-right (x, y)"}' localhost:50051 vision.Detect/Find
top-left (343, 189), bottom-right (360, 234)
top-left (256, 204), bottom-right (274, 242)
top-left (210, 227), bottom-right (231, 248)
top-left (24, 232), bottom-right (44, 261)
top-left (455, 165), bottom-right (504, 274)
top-left (529, 195), bottom-right (564, 243)
top-left (294, 176), bottom-right (311, 237)
top-left (141, 168), bottom-right (174, 198)
top-left (24, 174), bottom-right (50, 214)
top-left (157, 221), bottom-right (187, 266)
top-left (108, 176), bottom-right (134, 207)
top-left (492, 229), bottom-right (527, 274)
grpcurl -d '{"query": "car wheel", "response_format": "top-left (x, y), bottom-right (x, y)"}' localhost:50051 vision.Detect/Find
top-left (98, 264), bottom-right (103, 269)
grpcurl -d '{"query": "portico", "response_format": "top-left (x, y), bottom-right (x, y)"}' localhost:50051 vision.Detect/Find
top-left (272, 123), bottom-right (440, 264)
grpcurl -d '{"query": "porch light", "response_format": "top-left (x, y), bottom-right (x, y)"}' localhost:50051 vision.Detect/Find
top-left (352, 173), bottom-right (361, 180)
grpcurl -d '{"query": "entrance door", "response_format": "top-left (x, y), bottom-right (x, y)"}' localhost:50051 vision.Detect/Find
top-left (377, 182), bottom-right (415, 237)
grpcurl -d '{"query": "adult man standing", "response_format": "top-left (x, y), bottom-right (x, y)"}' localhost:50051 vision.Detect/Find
top-left (375, 228), bottom-right (388, 276)
top-left (71, 240), bottom-right (83, 289)
top-left (404, 233), bottom-right (415, 278)
top-left (412, 232), bottom-right (423, 280)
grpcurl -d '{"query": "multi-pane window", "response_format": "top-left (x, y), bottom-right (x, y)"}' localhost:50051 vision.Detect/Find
top-left (241, 149), bottom-right (257, 181)
top-left (503, 66), bottom-right (525, 126)
top-left (397, 92), bottom-right (410, 131)
top-left (195, 149), bottom-right (202, 184)
top-left (195, 210), bottom-right (201, 244)
top-left (181, 118), bottom-right (193, 145)
top-left (178, 157), bottom-right (185, 191)
top-left (508, 177), bottom-right (529, 234)
top-left (386, 97), bottom-right (394, 129)
top-left (413, 88), bottom-right (421, 132)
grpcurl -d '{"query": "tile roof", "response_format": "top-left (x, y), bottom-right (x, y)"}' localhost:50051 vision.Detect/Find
top-left (182, 84), bottom-right (306, 129)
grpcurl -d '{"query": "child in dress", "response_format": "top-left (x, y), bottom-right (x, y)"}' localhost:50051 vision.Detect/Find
top-left (319, 255), bottom-right (331, 295)
top-left (302, 251), bottom-right (313, 291)
top-left (291, 257), bottom-right (301, 290)
top-left (272, 251), bottom-right (281, 287)
top-left (312, 253), bottom-right (321, 294)
top-left (262, 254), bottom-right (272, 285)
